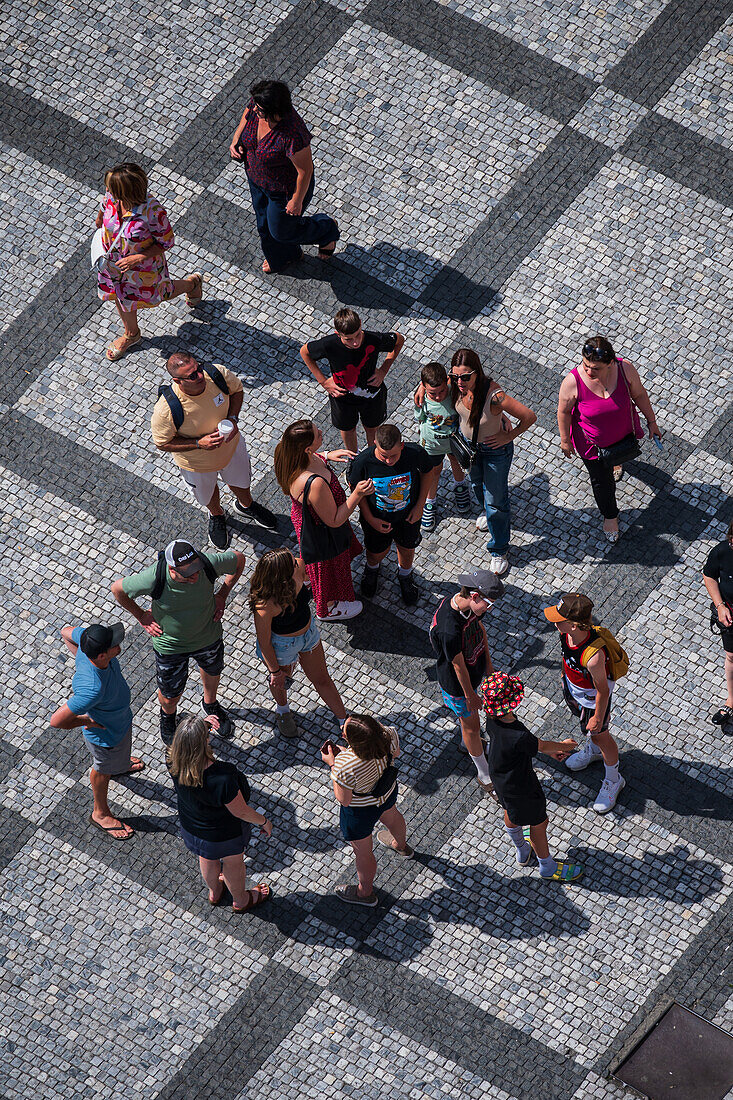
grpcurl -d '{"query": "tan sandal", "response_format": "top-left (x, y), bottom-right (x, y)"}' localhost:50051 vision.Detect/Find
top-left (185, 272), bottom-right (204, 306)
top-left (106, 334), bottom-right (141, 361)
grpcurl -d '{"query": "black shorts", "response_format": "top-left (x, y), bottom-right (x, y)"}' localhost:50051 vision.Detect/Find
top-left (329, 386), bottom-right (388, 431)
top-left (360, 514), bottom-right (422, 555)
top-left (499, 794), bottom-right (548, 828)
top-left (155, 639), bottom-right (225, 699)
top-left (711, 603), bottom-right (733, 653)
top-left (425, 451), bottom-right (447, 470)
top-left (562, 677), bottom-right (612, 734)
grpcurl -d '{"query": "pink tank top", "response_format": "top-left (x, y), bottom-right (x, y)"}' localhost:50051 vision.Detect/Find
top-left (569, 359), bottom-right (642, 460)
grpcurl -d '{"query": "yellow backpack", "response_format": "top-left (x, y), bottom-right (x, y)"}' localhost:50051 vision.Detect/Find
top-left (580, 627), bottom-right (629, 681)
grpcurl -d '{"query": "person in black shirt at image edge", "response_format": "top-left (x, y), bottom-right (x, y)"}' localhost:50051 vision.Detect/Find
top-left (300, 307), bottom-right (405, 453)
top-left (703, 518), bottom-right (733, 727)
top-left (168, 713), bottom-right (273, 913)
top-left (429, 568), bottom-right (504, 794)
top-left (347, 423), bottom-right (433, 605)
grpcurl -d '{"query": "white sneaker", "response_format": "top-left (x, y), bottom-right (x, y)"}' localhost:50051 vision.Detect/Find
top-left (565, 738), bottom-right (603, 771)
top-left (593, 775), bottom-right (625, 814)
top-left (475, 514), bottom-right (488, 530)
top-left (489, 554), bottom-right (509, 575)
top-left (317, 600), bottom-right (363, 621)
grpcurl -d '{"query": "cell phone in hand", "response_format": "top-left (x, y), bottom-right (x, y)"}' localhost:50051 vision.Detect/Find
top-left (654, 437), bottom-right (663, 450)
top-left (321, 740), bottom-right (341, 756)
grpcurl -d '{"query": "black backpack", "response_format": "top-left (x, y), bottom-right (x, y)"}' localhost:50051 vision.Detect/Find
top-left (158, 364), bottom-right (229, 430)
top-left (150, 550), bottom-right (218, 600)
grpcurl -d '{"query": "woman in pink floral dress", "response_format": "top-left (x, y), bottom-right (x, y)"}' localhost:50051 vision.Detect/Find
top-left (96, 162), bottom-right (203, 360)
top-left (274, 420), bottom-right (371, 621)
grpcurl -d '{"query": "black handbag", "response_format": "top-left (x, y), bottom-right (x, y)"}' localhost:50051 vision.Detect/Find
top-left (449, 414), bottom-right (481, 469)
top-left (298, 474), bottom-right (352, 565)
top-left (367, 749), bottom-right (398, 798)
top-left (596, 363), bottom-right (642, 467)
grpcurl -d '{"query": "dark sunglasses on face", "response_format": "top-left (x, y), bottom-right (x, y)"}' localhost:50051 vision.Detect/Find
top-left (179, 366), bottom-right (203, 382)
top-left (582, 343), bottom-right (613, 363)
top-left (449, 370), bottom-right (475, 380)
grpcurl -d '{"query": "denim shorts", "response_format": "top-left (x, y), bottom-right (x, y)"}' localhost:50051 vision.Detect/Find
top-left (339, 784), bottom-right (398, 842)
top-left (180, 821), bottom-right (251, 859)
top-left (256, 618), bottom-right (320, 668)
top-left (440, 686), bottom-right (471, 717)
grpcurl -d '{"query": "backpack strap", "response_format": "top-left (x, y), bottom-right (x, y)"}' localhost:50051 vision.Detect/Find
top-left (157, 366), bottom-right (229, 433)
top-left (150, 551), bottom-right (168, 601)
top-left (157, 383), bottom-right (185, 431)
top-left (199, 552), bottom-right (218, 586)
top-left (579, 628), bottom-right (604, 668)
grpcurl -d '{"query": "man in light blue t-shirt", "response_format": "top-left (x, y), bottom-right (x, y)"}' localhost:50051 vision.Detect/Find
top-left (50, 622), bottom-right (144, 840)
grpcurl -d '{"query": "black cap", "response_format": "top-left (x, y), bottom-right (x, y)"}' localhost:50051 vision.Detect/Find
top-left (164, 539), bottom-right (202, 577)
top-left (79, 622), bottom-right (126, 659)
top-left (455, 569), bottom-right (505, 602)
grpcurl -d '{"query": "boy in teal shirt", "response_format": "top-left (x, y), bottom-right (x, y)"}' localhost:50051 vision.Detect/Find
top-left (413, 362), bottom-right (470, 530)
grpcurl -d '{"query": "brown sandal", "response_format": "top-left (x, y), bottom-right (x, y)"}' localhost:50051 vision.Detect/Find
top-left (106, 334), bottom-right (141, 361)
top-left (185, 272), bottom-right (204, 306)
top-left (232, 883), bottom-right (270, 913)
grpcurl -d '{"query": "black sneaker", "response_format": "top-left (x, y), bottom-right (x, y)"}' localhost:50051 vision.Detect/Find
top-left (203, 699), bottom-right (235, 740)
top-left (234, 499), bottom-right (278, 529)
top-left (398, 571), bottom-right (419, 606)
top-left (208, 513), bottom-right (231, 549)
top-left (711, 705), bottom-right (733, 726)
top-left (361, 565), bottom-right (380, 599)
top-left (160, 710), bottom-right (177, 746)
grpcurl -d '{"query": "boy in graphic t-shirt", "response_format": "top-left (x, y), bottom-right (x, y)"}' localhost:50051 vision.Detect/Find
top-left (300, 308), bottom-right (405, 453)
top-left (347, 423), bottom-right (433, 605)
top-left (429, 569), bottom-right (504, 794)
top-left (413, 361), bottom-right (471, 531)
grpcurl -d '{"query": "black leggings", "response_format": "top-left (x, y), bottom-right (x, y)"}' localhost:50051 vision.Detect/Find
top-left (582, 457), bottom-right (618, 520)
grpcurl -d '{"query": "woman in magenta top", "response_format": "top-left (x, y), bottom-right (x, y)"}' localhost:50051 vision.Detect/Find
top-left (229, 80), bottom-right (339, 274)
top-left (274, 420), bottom-right (373, 621)
top-left (557, 336), bottom-right (661, 542)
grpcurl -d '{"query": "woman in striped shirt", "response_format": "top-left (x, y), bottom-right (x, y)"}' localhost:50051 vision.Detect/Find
top-left (321, 713), bottom-right (413, 907)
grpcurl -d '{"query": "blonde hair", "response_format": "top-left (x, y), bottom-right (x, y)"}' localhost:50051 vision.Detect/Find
top-left (104, 162), bottom-right (148, 208)
top-left (273, 419), bottom-right (315, 494)
top-left (167, 715), bottom-right (213, 787)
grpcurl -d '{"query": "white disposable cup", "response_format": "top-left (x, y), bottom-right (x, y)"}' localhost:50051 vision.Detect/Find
top-left (218, 419), bottom-right (235, 438)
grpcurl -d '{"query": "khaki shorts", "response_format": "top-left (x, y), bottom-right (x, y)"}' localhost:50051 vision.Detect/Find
top-left (179, 435), bottom-right (251, 506)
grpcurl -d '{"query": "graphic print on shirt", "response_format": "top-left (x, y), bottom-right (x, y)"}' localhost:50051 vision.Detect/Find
top-left (425, 409), bottom-right (458, 431)
top-left (372, 473), bottom-right (411, 512)
top-left (336, 344), bottom-right (377, 395)
top-left (462, 616), bottom-right (486, 670)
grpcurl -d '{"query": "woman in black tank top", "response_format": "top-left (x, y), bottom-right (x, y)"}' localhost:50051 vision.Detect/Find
top-left (249, 548), bottom-right (347, 739)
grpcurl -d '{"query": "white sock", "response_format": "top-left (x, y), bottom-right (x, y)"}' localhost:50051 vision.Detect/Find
top-left (425, 496), bottom-right (436, 504)
top-left (365, 561), bottom-right (379, 572)
top-left (505, 825), bottom-right (531, 862)
top-left (604, 762), bottom-right (620, 783)
top-left (453, 475), bottom-right (465, 486)
top-left (539, 855), bottom-right (558, 877)
top-left (398, 565), bottom-right (413, 577)
top-left (275, 704), bottom-right (290, 715)
top-left (470, 752), bottom-right (490, 782)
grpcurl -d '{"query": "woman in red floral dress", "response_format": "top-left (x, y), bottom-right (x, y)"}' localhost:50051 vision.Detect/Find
top-left (274, 420), bottom-right (372, 621)
top-left (96, 162), bottom-right (204, 360)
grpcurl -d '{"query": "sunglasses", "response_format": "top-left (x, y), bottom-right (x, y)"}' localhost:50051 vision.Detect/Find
top-left (582, 344), bottom-right (613, 363)
top-left (178, 366), bottom-right (203, 382)
top-left (449, 370), bottom-right (475, 380)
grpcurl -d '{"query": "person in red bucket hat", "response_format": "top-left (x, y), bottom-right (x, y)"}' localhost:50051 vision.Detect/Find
top-left (481, 672), bottom-right (584, 883)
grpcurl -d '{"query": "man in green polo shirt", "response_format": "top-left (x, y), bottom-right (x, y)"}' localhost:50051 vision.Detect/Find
top-left (112, 539), bottom-right (245, 743)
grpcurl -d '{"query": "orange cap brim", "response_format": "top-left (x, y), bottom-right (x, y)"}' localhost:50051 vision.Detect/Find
top-left (543, 605), bottom-right (565, 622)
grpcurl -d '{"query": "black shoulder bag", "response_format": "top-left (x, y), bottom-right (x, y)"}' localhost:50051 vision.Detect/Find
top-left (366, 749), bottom-right (398, 798)
top-left (596, 361), bottom-right (642, 467)
top-left (449, 411), bottom-right (481, 469)
top-left (298, 474), bottom-right (352, 565)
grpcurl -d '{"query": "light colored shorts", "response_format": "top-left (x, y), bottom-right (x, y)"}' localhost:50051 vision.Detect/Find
top-left (179, 435), bottom-right (252, 506)
top-left (256, 619), bottom-right (320, 668)
top-left (85, 725), bottom-right (133, 775)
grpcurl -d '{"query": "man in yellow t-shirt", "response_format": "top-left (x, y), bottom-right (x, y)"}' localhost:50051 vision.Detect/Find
top-left (151, 352), bottom-right (277, 548)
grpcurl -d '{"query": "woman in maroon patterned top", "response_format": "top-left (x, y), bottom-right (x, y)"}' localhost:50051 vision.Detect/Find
top-left (274, 420), bottom-right (372, 622)
top-left (230, 80), bottom-right (339, 274)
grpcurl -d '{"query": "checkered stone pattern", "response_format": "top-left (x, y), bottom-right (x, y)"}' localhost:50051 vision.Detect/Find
top-left (1, 0), bottom-right (732, 1097)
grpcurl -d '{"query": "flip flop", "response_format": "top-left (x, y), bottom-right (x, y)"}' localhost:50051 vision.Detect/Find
top-left (540, 861), bottom-right (584, 883)
top-left (232, 883), bottom-right (271, 913)
top-left (376, 830), bottom-right (414, 857)
top-left (106, 334), bottom-right (141, 361)
top-left (88, 813), bottom-right (134, 840)
top-left (113, 758), bottom-right (145, 777)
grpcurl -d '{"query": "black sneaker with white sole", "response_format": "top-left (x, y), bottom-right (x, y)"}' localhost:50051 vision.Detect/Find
top-left (361, 565), bottom-right (380, 599)
top-left (234, 499), bottom-right (278, 529)
top-left (160, 710), bottom-right (177, 746)
top-left (203, 699), bottom-right (235, 740)
top-left (208, 513), bottom-right (231, 549)
top-left (398, 571), bottom-right (419, 606)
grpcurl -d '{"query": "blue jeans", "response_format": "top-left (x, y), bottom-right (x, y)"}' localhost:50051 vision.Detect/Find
top-left (247, 176), bottom-right (339, 271)
top-left (469, 441), bottom-right (514, 554)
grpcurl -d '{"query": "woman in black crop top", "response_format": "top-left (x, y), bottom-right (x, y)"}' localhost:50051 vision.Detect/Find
top-left (249, 548), bottom-right (348, 738)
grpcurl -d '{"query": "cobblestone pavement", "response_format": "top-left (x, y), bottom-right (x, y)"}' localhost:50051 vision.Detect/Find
top-left (1, 0), bottom-right (732, 1097)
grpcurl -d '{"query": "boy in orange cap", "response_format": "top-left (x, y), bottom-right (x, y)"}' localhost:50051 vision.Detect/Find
top-left (543, 593), bottom-right (624, 814)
